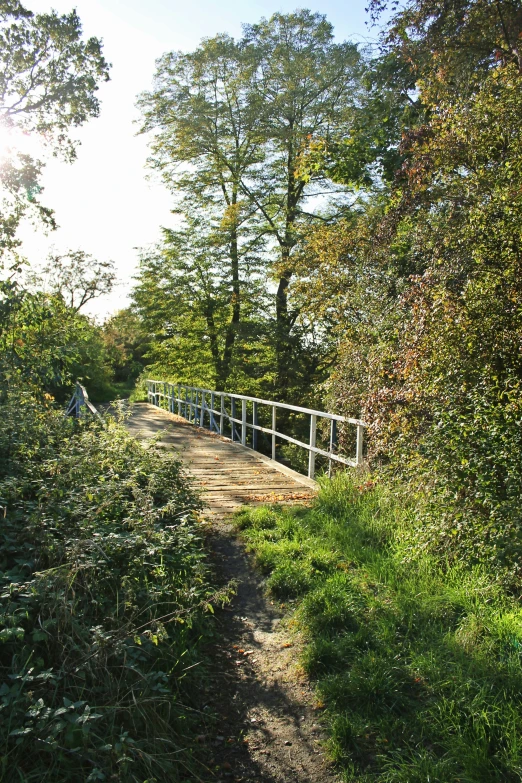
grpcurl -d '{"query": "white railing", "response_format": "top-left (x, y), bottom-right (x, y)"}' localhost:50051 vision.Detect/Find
top-left (146, 380), bottom-right (366, 480)
top-left (66, 382), bottom-right (99, 418)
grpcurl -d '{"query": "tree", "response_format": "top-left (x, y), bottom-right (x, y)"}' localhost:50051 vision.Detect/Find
top-left (367, 0), bottom-right (522, 111)
top-left (138, 11), bottom-right (362, 398)
top-left (0, 0), bottom-right (110, 256)
top-left (298, 0), bottom-right (522, 578)
top-left (0, 269), bottom-right (113, 399)
top-left (239, 11), bottom-right (360, 392)
top-left (133, 220), bottom-right (271, 392)
top-left (102, 309), bottom-right (149, 385)
top-left (138, 35), bottom-right (264, 388)
top-left (32, 249), bottom-right (116, 311)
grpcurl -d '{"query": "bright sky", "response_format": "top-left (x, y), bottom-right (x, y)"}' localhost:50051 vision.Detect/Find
top-left (19, 0), bottom-right (380, 318)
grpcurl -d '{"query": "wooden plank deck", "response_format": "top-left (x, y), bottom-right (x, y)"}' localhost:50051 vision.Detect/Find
top-left (126, 403), bottom-right (317, 519)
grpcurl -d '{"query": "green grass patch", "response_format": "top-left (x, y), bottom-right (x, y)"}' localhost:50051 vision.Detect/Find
top-left (234, 474), bottom-right (522, 782)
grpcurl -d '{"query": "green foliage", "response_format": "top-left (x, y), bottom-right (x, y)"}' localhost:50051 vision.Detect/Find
top-left (358, 63), bottom-right (522, 576)
top-left (0, 0), bottom-right (109, 255)
top-left (133, 231), bottom-right (271, 392)
top-left (297, 51), bottom-right (421, 189)
top-left (137, 10), bottom-right (362, 398)
top-left (0, 392), bottom-right (226, 781)
top-left (293, 0), bottom-right (522, 576)
top-left (0, 265), bottom-right (114, 402)
top-left (370, 0), bottom-right (522, 98)
top-left (235, 476), bottom-right (522, 781)
top-left (101, 309), bottom-right (149, 385)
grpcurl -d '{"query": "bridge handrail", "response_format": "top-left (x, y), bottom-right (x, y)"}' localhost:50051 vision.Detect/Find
top-left (146, 380), bottom-right (367, 480)
top-left (66, 382), bottom-right (100, 418)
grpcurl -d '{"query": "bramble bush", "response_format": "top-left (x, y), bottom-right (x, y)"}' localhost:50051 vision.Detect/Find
top-left (0, 393), bottom-right (227, 782)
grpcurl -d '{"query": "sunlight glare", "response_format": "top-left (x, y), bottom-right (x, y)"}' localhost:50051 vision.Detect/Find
top-left (0, 122), bottom-right (43, 163)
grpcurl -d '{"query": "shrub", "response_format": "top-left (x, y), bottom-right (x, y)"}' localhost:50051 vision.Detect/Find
top-left (0, 393), bottom-right (225, 781)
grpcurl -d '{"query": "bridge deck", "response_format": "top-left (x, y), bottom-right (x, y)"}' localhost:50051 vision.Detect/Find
top-left (126, 403), bottom-right (317, 519)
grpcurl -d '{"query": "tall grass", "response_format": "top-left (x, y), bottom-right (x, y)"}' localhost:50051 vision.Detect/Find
top-left (235, 474), bottom-right (522, 782)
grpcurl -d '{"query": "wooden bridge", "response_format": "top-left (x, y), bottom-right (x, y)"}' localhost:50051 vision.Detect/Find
top-left (124, 382), bottom-right (367, 520)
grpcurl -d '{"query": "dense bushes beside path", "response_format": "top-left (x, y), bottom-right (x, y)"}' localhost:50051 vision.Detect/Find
top-left (236, 476), bottom-right (522, 782)
top-left (0, 394), bottom-right (226, 782)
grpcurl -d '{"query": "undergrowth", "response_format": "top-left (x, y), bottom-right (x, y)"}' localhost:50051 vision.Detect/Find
top-left (235, 474), bottom-right (522, 782)
top-left (0, 394), bottom-right (229, 782)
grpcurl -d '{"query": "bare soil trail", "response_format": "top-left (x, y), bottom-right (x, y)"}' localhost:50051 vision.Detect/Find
top-left (126, 403), bottom-right (339, 782)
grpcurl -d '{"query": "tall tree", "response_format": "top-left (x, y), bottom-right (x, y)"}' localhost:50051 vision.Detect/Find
top-left (31, 249), bottom-right (116, 312)
top-left (239, 11), bottom-right (360, 393)
top-left (138, 12), bottom-right (362, 397)
top-left (138, 35), bottom-right (264, 387)
top-left (133, 217), bottom-right (269, 391)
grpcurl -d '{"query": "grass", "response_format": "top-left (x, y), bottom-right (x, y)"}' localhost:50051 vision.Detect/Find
top-left (234, 473), bottom-right (522, 782)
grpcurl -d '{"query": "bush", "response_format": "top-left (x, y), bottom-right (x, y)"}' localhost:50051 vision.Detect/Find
top-left (0, 393), bottom-right (226, 782)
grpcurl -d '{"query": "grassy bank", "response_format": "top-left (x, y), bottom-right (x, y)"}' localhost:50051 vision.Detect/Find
top-left (0, 395), bottom-right (228, 782)
top-left (234, 475), bottom-right (522, 782)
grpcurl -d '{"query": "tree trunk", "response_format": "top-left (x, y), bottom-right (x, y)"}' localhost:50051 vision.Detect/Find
top-left (221, 188), bottom-right (241, 386)
top-left (274, 138), bottom-right (299, 399)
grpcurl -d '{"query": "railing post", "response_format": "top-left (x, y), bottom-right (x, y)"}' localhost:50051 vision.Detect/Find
top-left (241, 399), bottom-right (247, 446)
top-left (329, 419), bottom-right (337, 478)
top-left (220, 394), bottom-right (225, 435)
top-left (356, 424), bottom-right (364, 466)
top-left (163, 382), bottom-right (167, 410)
top-left (252, 401), bottom-right (258, 451)
top-left (200, 391), bottom-right (206, 427)
top-left (75, 387), bottom-right (81, 418)
top-left (184, 387), bottom-right (188, 419)
top-left (210, 392), bottom-right (215, 431)
top-left (271, 406), bottom-right (276, 461)
top-left (231, 398), bottom-right (236, 441)
top-left (177, 383), bottom-right (181, 416)
top-left (308, 414), bottom-right (317, 479)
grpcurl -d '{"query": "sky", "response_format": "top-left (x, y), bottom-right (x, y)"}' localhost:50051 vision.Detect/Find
top-left (18, 0), bottom-right (381, 318)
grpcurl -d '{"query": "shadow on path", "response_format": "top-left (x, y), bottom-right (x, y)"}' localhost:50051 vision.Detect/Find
top-left (199, 518), bottom-right (337, 783)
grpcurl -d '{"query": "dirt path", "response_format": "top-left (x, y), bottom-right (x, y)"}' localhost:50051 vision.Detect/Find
top-left (202, 518), bottom-right (338, 783)
top-left (126, 404), bottom-right (338, 782)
